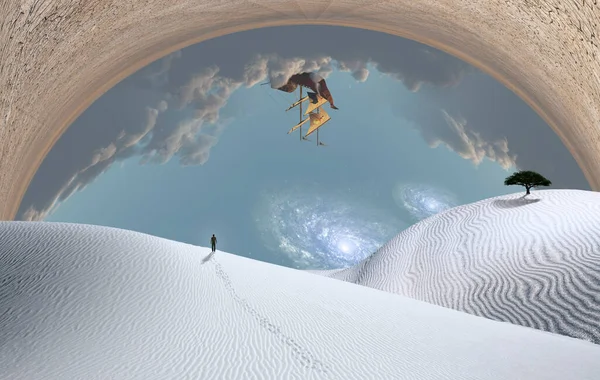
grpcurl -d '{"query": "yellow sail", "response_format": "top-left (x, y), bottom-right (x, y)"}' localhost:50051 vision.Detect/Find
top-left (304, 96), bottom-right (328, 115)
top-left (285, 96), bottom-right (309, 111)
top-left (287, 117), bottom-right (310, 134)
top-left (304, 109), bottom-right (330, 137)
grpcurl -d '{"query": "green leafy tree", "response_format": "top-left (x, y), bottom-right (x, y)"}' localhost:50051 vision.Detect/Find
top-left (504, 170), bottom-right (552, 196)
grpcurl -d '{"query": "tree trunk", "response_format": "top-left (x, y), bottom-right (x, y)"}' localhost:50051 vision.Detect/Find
top-left (525, 186), bottom-right (531, 196)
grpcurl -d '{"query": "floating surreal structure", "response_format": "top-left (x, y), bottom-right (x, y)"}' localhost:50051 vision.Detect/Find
top-left (1, 1), bottom-right (599, 220)
top-left (271, 71), bottom-right (338, 146)
top-left (287, 96), bottom-right (331, 146)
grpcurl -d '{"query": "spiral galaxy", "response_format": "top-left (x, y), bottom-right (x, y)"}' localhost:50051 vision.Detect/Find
top-left (255, 185), bottom-right (406, 270)
top-left (393, 183), bottom-right (459, 221)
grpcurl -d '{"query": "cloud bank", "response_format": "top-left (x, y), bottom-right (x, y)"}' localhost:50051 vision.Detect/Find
top-left (17, 26), bottom-right (588, 220)
top-left (394, 71), bottom-right (587, 190)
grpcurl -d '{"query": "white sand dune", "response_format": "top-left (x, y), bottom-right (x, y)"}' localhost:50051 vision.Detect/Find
top-left (317, 189), bottom-right (600, 344)
top-left (1, 222), bottom-right (600, 379)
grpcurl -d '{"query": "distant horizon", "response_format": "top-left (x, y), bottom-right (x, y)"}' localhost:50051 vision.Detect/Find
top-left (38, 186), bottom-right (568, 248)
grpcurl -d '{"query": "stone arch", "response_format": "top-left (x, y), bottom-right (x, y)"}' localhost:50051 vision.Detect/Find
top-left (1, 1), bottom-right (599, 220)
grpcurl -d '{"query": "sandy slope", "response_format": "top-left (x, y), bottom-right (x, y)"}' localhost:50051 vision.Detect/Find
top-left (0, 0), bottom-right (599, 220)
top-left (1, 222), bottom-right (600, 379)
top-left (317, 190), bottom-right (600, 344)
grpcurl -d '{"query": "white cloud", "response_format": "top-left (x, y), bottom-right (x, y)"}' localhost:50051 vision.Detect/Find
top-left (424, 110), bottom-right (517, 169)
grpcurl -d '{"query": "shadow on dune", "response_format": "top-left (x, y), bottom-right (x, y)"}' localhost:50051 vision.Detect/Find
top-left (202, 251), bottom-right (215, 264)
top-left (492, 197), bottom-right (541, 209)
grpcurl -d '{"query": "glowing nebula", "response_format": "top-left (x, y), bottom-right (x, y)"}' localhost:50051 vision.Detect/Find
top-left (393, 183), bottom-right (459, 221)
top-left (254, 185), bottom-right (406, 270)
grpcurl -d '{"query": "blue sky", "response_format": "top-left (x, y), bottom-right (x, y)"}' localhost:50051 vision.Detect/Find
top-left (21, 26), bottom-right (588, 270)
top-left (45, 64), bottom-right (515, 268)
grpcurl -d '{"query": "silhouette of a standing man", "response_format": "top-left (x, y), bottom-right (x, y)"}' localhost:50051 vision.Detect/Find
top-left (210, 234), bottom-right (217, 253)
